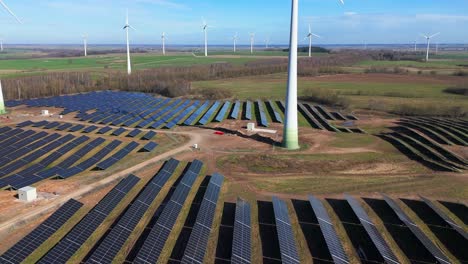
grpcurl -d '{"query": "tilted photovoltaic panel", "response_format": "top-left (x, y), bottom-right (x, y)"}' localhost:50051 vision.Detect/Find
top-left (94, 141), bottom-right (139, 170)
top-left (56, 123), bottom-right (73, 131)
top-left (97, 126), bottom-right (112, 134)
top-left (141, 130), bottom-right (157, 140)
top-left (256, 100), bottom-right (269, 127)
top-left (244, 101), bottom-right (252, 120)
top-left (231, 198), bottom-right (252, 264)
top-left (32, 120), bottom-right (49, 127)
top-left (127, 129), bottom-right (142, 138)
top-left (381, 194), bottom-right (451, 264)
top-left (0, 199), bottom-right (83, 263)
top-left (420, 196), bottom-right (468, 240)
top-left (86, 159), bottom-right (180, 264)
top-left (165, 101), bottom-right (201, 129)
top-left (267, 100), bottom-right (283, 123)
top-left (230, 100), bottom-right (241, 120)
top-left (45, 122), bottom-right (61, 129)
top-left (345, 195), bottom-right (399, 264)
top-left (140, 142), bottom-right (158, 152)
top-left (38, 175), bottom-right (140, 264)
top-left (183, 100), bottom-right (211, 126)
top-left (134, 160), bottom-right (204, 264)
top-left (309, 195), bottom-right (349, 264)
top-left (272, 196), bottom-right (300, 264)
top-left (198, 101), bottom-right (221, 125)
top-left (16, 121), bottom-right (33, 128)
top-left (181, 173), bottom-right (224, 264)
top-left (69, 124), bottom-right (85, 132)
top-left (83, 125), bottom-right (98, 133)
top-left (214, 101), bottom-right (232, 122)
top-left (111, 127), bottom-right (127, 136)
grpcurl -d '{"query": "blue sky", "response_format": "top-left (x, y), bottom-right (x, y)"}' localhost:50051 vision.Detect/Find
top-left (1, 0), bottom-right (467, 45)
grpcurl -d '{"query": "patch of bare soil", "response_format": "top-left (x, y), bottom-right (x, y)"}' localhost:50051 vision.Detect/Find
top-left (337, 162), bottom-right (409, 175)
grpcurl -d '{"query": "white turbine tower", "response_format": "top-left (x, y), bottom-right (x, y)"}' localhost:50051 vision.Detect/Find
top-left (162, 32), bottom-right (167, 55)
top-left (265, 37), bottom-right (270, 49)
top-left (233, 32), bottom-right (238, 52)
top-left (306, 24), bottom-right (321, 57)
top-left (414, 40), bottom-right (417, 52)
top-left (202, 18), bottom-right (209, 57)
top-left (249, 33), bottom-right (255, 54)
top-left (421, 32), bottom-right (439, 62)
top-left (123, 10), bottom-right (135, 75)
top-left (0, 0), bottom-right (21, 115)
top-left (283, 0), bottom-right (344, 150)
top-left (0, 38), bottom-right (3, 52)
top-left (83, 34), bottom-right (88, 57)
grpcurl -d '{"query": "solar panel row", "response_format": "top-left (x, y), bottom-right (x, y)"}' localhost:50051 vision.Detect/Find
top-left (94, 141), bottom-right (139, 170)
top-left (141, 130), bottom-right (157, 140)
top-left (198, 101), bottom-right (221, 125)
top-left (272, 196), bottom-right (300, 264)
top-left (183, 100), bottom-right (211, 126)
top-left (57, 123), bottom-right (73, 131)
top-left (86, 159), bottom-right (180, 264)
top-left (181, 173), bottom-right (224, 264)
top-left (214, 101), bottom-right (232, 122)
top-left (230, 101), bottom-right (241, 120)
top-left (127, 129), bottom-right (142, 138)
top-left (111, 127), bottom-right (127, 136)
top-left (38, 175), bottom-right (140, 264)
top-left (345, 195), bottom-right (399, 264)
top-left (165, 100), bottom-right (201, 129)
top-left (381, 194), bottom-right (451, 264)
top-left (97, 126), bottom-right (112, 134)
top-left (0, 199), bottom-right (83, 263)
top-left (308, 195), bottom-right (349, 264)
top-left (256, 100), bottom-right (268, 127)
top-left (134, 160), bottom-right (204, 264)
top-left (231, 198), bottom-right (252, 264)
top-left (83, 125), bottom-right (98, 133)
top-left (0, 131), bottom-right (49, 162)
top-left (244, 101), bottom-right (252, 120)
top-left (140, 142), bottom-right (158, 152)
top-left (266, 100), bottom-right (283, 123)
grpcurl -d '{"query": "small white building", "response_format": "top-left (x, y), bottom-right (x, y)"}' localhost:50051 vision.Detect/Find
top-left (18, 186), bottom-right (37, 202)
top-left (41, 110), bottom-right (49, 116)
top-left (247, 123), bottom-right (255, 131)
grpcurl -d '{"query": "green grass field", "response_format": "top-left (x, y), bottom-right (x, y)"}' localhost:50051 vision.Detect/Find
top-left (356, 58), bottom-right (468, 69)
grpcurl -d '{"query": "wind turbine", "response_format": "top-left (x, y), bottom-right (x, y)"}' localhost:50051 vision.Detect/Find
top-left (162, 32), bottom-right (167, 55)
top-left (233, 32), bottom-right (238, 52)
top-left (82, 34), bottom-right (88, 57)
top-left (305, 24), bottom-right (321, 57)
top-left (283, 0), bottom-right (344, 150)
top-left (0, 38), bottom-right (3, 52)
top-left (249, 33), bottom-right (255, 54)
top-left (421, 32), bottom-right (439, 62)
top-left (123, 9), bottom-right (135, 75)
top-left (265, 37), bottom-right (270, 49)
top-left (414, 40), bottom-right (417, 52)
top-left (0, 0), bottom-right (22, 115)
top-left (202, 17), bottom-right (209, 57)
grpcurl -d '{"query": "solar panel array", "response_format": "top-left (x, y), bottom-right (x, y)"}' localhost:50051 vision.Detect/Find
top-left (181, 173), bottom-right (224, 264)
top-left (83, 125), bottom-right (98, 133)
top-left (140, 142), bottom-right (158, 152)
top-left (111, 127), bottom-right (127, 136)
top-left (0, 199), bottom-right (83, 263)
top-left (382, 194), bottom-right (451, 264)
top-left (165, 100), bottom-right (201, 129)
top-left (141, 130), bottom-right (157, 140)
top-left (127, 129), bottom-right (142, 138)
top-left (94, 141), bottom-right (139, 170)
top-left (184, 101), bottom-right (211, 126)
top-left (256, 100), bottom-right (269, 127)
top-left (231, 198), bottom-right (252, 264)
top-left (198, 101), bottom-right (221, 125)
top-left (272, 196), bottom-right (300, 264)
top-left (230, 100), bottom-right (241, 120)
top-left (308, 195), bottom-right (349, 264)
top-left (57, 123), bottom-right (73, 131)
top-left (134, 160), bottom-right (204, 264)
top-left (86, 159), bottom-right (180, 264)
top-left (267, 100), bottom-right (283, 123)
top-left (214, 101), bottom-right (232, 122)
top-left (38, 175), bottom-right (140, 264)
top-left (345, 195), bottom-right (399, 264)
top-left (244, 101), bottom-right (252, 120)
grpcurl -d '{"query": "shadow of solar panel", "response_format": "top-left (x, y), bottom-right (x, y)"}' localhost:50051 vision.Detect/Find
top-left (86, 160), bottom-right (179, 264)
top-left (381, 194), bottom-right (450, 264)
top-left (198, 101), bottom-right (221, 125)
top-left (272, 196), bottom-right (300, 264)
top-left (183, 101), bottom-right (211, 126)
top-left (69, 124), bottom-right (85, 132)
top-left (309, 195), bottom-right (350, 264)
top-left (134, 160), bottom-right (203, 264)
top-left (83, 125), bottom-right (98, 133)
top-left (111, 127), bottom-right (127, 136)
top-left (140, 142), bottom-right (158, 152)
top-left (141, 130), bottom-right (157, 140)
top-left (0, 199), bottom-right (83, 263)
top-left (229, 101), bottom-right (241, 120)
top-left (345, 195), bottom-right (398, 264)
top-left (231, 198), bottom-right (251, 264)
top-left (97, 126), bottom-right (112, 134)
top-left (57, 123), bottom-right (73, 131)
top-left (127, 129), bottom-right (142, 138)
top-left (244, 101), bottom-right (252, 120)
top-left (181, 173), bottom-right (224, 264)
top-left (214, 101), bottom-right (232, 122)
top-left (94, 141), bottom-right (139, 170)
top-left (38, 175), bottom-right (140, 264)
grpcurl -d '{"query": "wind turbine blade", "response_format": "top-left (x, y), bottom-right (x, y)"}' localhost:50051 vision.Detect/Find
top-left (420, 34), bottom-right (428, 39)
top-left (430, 32), bottom-right (440, 38)
top-left (202, 16), bottom-right (206, 26)
top-left (0, 0), bottom-right (22, 23)
top-left (308, 24), bottom-right (311, 34)
top-left (130, 25), bottom-right (137, 31)
top-left (339, 0), bottom-right (344, 4)
top-left (312, 33), bottom-right (322, 38)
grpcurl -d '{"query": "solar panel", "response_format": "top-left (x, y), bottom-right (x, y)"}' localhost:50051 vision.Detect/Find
top-left (308, 195), bottom-right (349, 264)
top-left (134, 160), bottom-right (204, 264)
top-left (183, 101), bottom-right (211, 126)
top-left (86, 160), bottom-right (179, 264)
top-left (94, 141), bottom-right (139, 170)
top-left (141, 130), bottom-right (157, 140)
top-left (214, 101), bottom-right (232, 122)
top-left (345, 195), bottom-right (399, 264)
top-left (140, 142), bottom-right (158, 152)
top-left (420, 196), bottom-right (468, 240)
top-left (16, 121), bottom-right (34, 128)
top-left (127, 129), bottom-right (142, 138)
top-left (181, 173), bottom-right (224, 264)
top-left (266, 100), bottom-right (283, 123)
top-left (244, 101), bottom-right (252, 120)
top-left (256, 100), bottom-right (268, 127)
top-left (272, 196), bottom-right (300, 264)
top-left (111, 127), bottom-right (127, 136)
top-left (44, 122), bottom-right (60, 129)
top-left (32, 120), bottom-right (49, 127)
top-left (381, 194), bottom-right (451, 264)
top-left (69, 124), bottom-right (85, 132)
top-left (56, 123), bottom-right (73, 131)
top-left (97, 126), bottom-right (112, 134)
top-left (0, 199), bottom-right (83, 263)
top-left (231, 198), bottom-right (251, 264)
top-left (83, 125), bottom-right (98, 133)
top-left (38, 175), bottom-right (140, 264)
top-left (198, 101), bottom-right (221, 125)
top-left (230, 100), bottom-right (241, 120)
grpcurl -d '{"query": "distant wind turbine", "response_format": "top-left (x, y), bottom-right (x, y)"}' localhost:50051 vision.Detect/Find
top-left (0, 0), bottom-right (22, 115)
top-left (421, 32), bottom-right (439, 62)
top-left (233, 32), bottom-right (238, 52)
top-left (162, 32), bottom-right (167, 55)
top-left (0, 38), bottom-right (3, 52)
top-left (202, 17), bottom-right (209, 57)
top-left (265, 37), bottom-right (270, 49)
top-left (249, 33), bottom-right (255, 54)
top-left (414, 40), bottom-right (417, 52)
top-left (305, 24), bottom-right (321, 57)
top-left (123, 9), bottom-right (135, 75)
top-left (83, 34), bottom-right (88, 57)
top-left (283, 0), bottom-right (344, 150)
